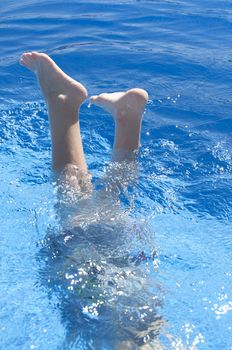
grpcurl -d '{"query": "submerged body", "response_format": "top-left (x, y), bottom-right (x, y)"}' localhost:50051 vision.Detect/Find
top-left (39, 188), bottom-right (162, 349)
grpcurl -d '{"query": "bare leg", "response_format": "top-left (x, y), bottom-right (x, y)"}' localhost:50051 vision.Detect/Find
top-left (90, 88), bottom-right (148, 161)
top-left (20, 51), bottom-right (88, 172)
top-left (90, 88), bottom-right (148, 208)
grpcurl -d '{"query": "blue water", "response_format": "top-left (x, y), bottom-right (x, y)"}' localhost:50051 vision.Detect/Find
top-left (1, 0), bottom-right (232, 349)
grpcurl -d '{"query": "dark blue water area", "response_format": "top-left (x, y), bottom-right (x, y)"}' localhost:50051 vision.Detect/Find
top-left (0, 0), bottom-right (232, 349)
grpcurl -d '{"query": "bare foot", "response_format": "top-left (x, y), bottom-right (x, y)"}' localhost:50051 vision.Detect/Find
top-left (20, 51), bottom-right (87, 108)
top-left (90, 88), bottom-right (148, 121)
top-left (20, 52), bottom-right (88, 171)
top-left (90, 88), bottom-right (148, 153)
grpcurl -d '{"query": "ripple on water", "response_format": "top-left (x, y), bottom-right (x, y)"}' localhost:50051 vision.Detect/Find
top-left (1, 0), bottom-right (232, 348)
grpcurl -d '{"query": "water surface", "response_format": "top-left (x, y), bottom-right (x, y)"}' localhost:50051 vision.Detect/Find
top-left (0, 0), bottom-right (232, 349)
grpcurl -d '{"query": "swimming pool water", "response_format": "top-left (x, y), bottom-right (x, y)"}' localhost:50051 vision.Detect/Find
top-left (0, 0), bottom-right (232, 349)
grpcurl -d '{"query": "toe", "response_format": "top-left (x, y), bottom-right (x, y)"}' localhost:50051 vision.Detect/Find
top-left (90, 95), bottom-right (99, 103)
top-left (19, 56), bottom-right (30, 67)
top-left (31, 51), bottom-right (40, 57)
top-left (19, 52), bottom-right (37, 71)
top-left (22, 55), bottom-right (32, 64)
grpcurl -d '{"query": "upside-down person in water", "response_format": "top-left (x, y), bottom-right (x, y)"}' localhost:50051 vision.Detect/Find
top-left (20, 52), bottom-right (164, 349)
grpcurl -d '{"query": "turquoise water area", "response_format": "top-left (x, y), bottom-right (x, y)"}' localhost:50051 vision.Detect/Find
top-left (0, 0), bottom-right (232, 349)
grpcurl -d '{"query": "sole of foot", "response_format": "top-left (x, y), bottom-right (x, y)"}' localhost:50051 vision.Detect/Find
top-left (20, 51), bottom-right (87, 105)
top-left (90, 88), bottom-right (148, 121)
